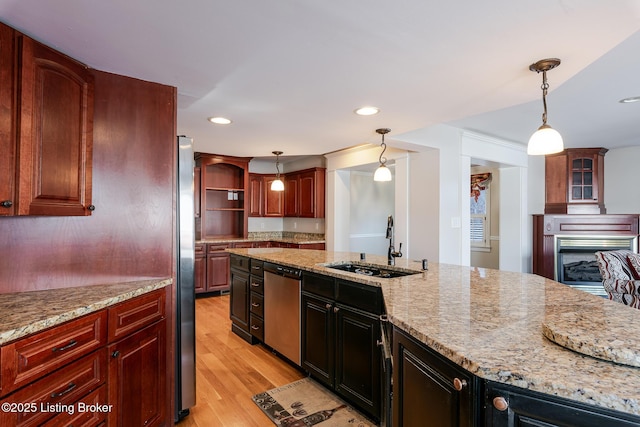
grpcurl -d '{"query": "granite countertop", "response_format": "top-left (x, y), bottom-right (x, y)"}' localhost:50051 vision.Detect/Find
top-left (197, 232), bottom-right (325, 245)
top-left (0, 278), bottom-right (171, 345)
top-left (227, 248), bottom-right (640, 416)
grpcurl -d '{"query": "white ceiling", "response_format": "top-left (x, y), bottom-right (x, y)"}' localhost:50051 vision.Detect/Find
top-left (2, 0), bottom-right (639, 157)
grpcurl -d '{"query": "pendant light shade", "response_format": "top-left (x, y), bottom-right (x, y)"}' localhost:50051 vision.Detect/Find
top-left (374, 128), bottom-right (392, 182)
top-left (528, 58), bottom-right (563, 156)
top-left (271, 151), bottom-right (284, 191)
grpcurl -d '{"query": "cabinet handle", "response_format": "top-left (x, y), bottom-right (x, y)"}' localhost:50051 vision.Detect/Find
top-left (87, 204), bottom-right (95, 211)
top-left (333, 307), bottom-right (339, 313)
top-left (52, 339), bottom-right (78, 352)
top-left (453, 378), bottom-right (467, 391)
top-left (0, 200), bottom-right (12, 208)
top-left (493, 396), bottom-right (509, 411)
top-left (50, 382), bottom-right (77, 399)
top-left (251, 302), bottom-right (260, 307)
top-left (251, 325), bottom-right (260, 330)
top-left (251, 282), bottom-right (260, 287)
top-left (112, 350), bottom-right (120, 358)
top-left (252, 266), bottom-right (261, 270)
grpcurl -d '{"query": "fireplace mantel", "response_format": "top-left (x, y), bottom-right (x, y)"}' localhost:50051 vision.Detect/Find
top-left (532, 214), bottom-right (639, 287)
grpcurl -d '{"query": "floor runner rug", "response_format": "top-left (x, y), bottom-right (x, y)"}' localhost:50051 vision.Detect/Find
top-left (252, 377), bottom-right (377, 426)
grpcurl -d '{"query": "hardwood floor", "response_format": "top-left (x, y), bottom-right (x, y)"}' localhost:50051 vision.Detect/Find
top-left (177, 294), bottom-right (305, 427)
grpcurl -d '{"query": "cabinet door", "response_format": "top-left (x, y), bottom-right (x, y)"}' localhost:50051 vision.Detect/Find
top-left (0, 24), bottom-right (14, 216)
top-left (194, 244), bottom-right (206, 294)
top-left (264, 175), bottom-right (285, 217)
top-left (284, 174), bottom-right (298, 217)
top-left (301, 292), bottom-right (334, 388)
top-left (206, 252), bottom-right (230, 292)
top-left (108, 320), bottom-right (166, 427)
top-left (393, 328), bottom-right (475, 427)
top-left (248, 173), bottom-right (263, 217)
top-left (335, 305), bottom-right (381, 420)
top-left (230, 269), bottom-right (250, 332)
top-left (17, 35), bottom-right (94, 216)
top-left (298, 170), bottom-right (316, 218)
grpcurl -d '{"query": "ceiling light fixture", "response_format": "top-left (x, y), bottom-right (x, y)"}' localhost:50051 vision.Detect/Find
top-left (270, 151), bottom-right (285, 191)
top-left (528, 58), bottom-right (563, 156)
top-left (373, 128), bottom-right (392, 182)
top-left (619, 96), bottom-right (640, 103)
top-left (354, 106), bottom-right (380, 116)
top-left (207, 116), bottom-right (232, 125)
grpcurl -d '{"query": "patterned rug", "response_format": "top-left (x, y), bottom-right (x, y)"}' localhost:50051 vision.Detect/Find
top-left (252, 378), bottom-right (377, 426)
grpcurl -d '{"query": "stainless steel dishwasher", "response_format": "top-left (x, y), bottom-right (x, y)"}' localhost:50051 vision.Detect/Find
top-left (263, 262), bottom-right (302, 365)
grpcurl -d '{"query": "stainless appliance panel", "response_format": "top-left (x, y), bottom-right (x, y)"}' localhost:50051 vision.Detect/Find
top-left (264, 271), bottom-right (301, 365)
top-left (176, 135), bottom-right (196, 420)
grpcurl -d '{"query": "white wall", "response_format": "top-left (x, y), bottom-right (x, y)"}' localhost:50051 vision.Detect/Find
top-left (604, 146), bottom-right (640, 214)
top-left (349, 171), bottom-right (394, 255)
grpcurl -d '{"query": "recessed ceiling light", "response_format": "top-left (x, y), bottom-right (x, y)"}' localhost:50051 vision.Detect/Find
top-left (354, 106), bottom-right (380, 116)
top-left (619, 96), bottom-right (640, 104)
top-left (207, 116), bottom-right (232, 124)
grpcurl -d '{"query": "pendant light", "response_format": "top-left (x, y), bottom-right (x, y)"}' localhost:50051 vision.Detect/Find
top-left (270, 151), bottom-right (285, 191)
top-left (373, 128), bottom-right (392, 182)
top-left (528, 58), bottom-right (564, 155)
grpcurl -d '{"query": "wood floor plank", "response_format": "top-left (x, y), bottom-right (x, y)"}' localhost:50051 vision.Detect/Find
top-left (177, 294), bottom-right (305, 427)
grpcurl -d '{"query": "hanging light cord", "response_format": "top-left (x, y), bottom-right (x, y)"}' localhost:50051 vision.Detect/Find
top-left (275, 154), bottom-right (281, 178)
top-left (379, 134), bottom-right (387, 166)
top-left (540, 69), bottom-right (549, 126)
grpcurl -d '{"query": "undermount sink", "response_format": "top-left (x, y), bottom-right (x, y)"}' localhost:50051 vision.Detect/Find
top-left (323, 262), bottom-right (421, 278)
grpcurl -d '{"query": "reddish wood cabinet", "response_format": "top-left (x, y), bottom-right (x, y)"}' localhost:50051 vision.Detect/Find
top-left (545, 148), bottom-right (607, 215)
top-left (283, 168), bottom-right (325, 218)
top-left (1, 23), bottom-right (94, 216)
top-left (0, 289), bottom-right (168, 427)
top-left (206, 244), bottom-right (231, 293)
top-left (249, 173), bottom-right (285, 217)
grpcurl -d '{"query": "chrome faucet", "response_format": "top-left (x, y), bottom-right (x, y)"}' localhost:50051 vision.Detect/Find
top-left (386, 215), bottom-right (402, 265)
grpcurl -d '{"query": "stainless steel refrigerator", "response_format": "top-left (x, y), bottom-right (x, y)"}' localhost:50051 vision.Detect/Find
top-left (176, 135), bottom-right (196, 421)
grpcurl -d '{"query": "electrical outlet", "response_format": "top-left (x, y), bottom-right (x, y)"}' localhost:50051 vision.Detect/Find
top-left (315, 222), bottom-right (319, 230)
top-left (261, 222), bottom-right (265, 229)
top-left (227, 191), bottom-right (233, 201)
top-left (294, 222), bottom-right (297, 229)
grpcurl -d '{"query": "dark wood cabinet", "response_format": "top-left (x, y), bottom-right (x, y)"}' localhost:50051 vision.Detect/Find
top-left (301, 272), bottom-right (383, 422)
top-left (393, 327), bottom-right (477, 427)
top-left (248, 259), bottom-right (265, 342)
top-left (195, 153), bottom-right (251, 240)
top-left (485, 381), bottom-right (640, 427)
top-left (0, 23), bottom-right (94, 216)
top-left (230, 255), bottom-right (252, 342)
top-left (545, 148), bottom-right (607, 214)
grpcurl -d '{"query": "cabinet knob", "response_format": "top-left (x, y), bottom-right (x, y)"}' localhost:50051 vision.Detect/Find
top-left (333, 306), bottom-right (339, 313)
top-left (111, 350), bottom-right (120, 358)
top-left (453, 377), bottom-right (467, 391)
top-left (325, 303), bottom-right (332, 310)
top-left (493, 396), bottom-right (509, 411)
top-left (87, 204), bottom-right (96, 211)
top-left (0, 200), bottom-right (12, 208)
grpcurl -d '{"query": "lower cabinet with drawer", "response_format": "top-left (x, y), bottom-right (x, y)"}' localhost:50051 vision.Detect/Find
top-left (0, 287), bottom-right (168, 427)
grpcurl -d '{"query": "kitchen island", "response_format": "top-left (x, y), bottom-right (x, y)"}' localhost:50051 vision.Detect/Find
top-left (227, 247), bottom-right (640, 425)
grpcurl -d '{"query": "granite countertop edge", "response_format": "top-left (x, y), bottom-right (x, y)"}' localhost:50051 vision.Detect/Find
top-left (0, 278), bottom-right (172, 346)
top-left (198, 237), bottom-right (325, 244)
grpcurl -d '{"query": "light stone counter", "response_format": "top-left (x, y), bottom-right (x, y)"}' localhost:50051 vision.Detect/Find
top-left (227, 248), bottom-right (640, 417)
top-left (0, 278), bottom-right (171, 345)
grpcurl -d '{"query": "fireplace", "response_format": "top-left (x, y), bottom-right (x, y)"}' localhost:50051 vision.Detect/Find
top-left (555, 236), bottom-right (638, 297)
top-left (533, 214), bottom-right (640, 296)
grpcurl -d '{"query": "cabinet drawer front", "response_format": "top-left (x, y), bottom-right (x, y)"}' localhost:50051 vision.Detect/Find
top-left (250, 259), bottom-right (264, 276)
top-left (0, 349), bottom-right (107, 427)
top-left (232, 241), bottom-right (253, 249)
top-left (207, 243), bottom-right (229, 254)
top-left (230, 254), bottom-right (250, 271)
top-left (107, 289), bottom-right (165, 343)
top-left (249, 276), bottom-right (264, 295)
top-left (250, 293), bottom-right (264, 317)
top-left (250, 314), bottom-right (264, 341)
top-left (42, 384), bottom-right (107, 427)
top-left (195, 243), bottom-right (205, 255)
top-left (336, 280), bottom-right (383, 314)
top-left (1, 311), bottom-right (107, 396)
top-left (302, 272), bottom-right (335, 299)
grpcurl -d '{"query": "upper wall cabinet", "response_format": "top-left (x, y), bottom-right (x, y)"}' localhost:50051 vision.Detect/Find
top-left (285, 168), bottom-right (325, 218)
top-left (249, 173), bottom-right (284, 218)
top-left (0, 22), bottom-right (94, 216)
